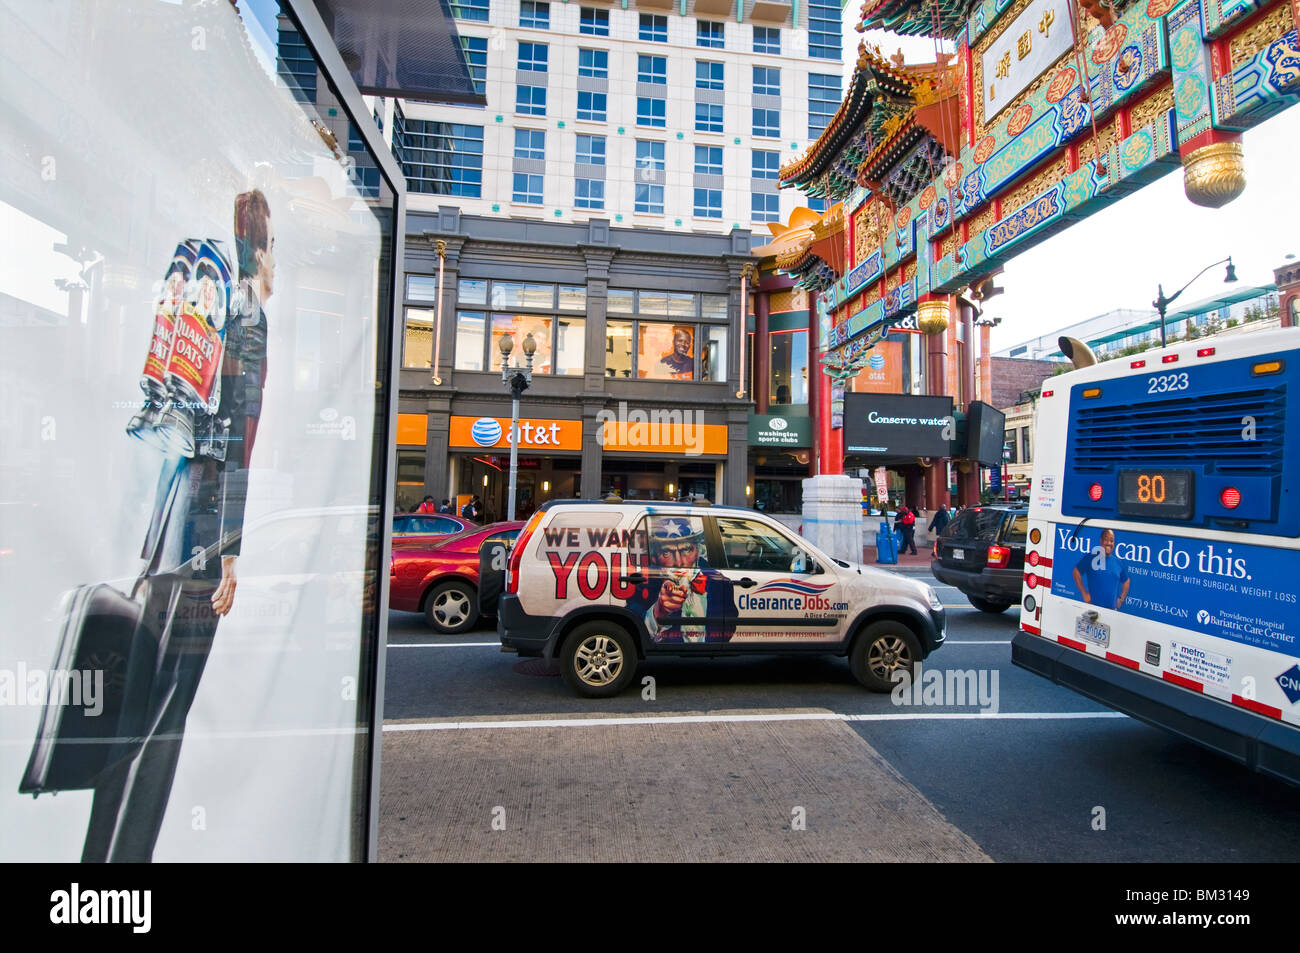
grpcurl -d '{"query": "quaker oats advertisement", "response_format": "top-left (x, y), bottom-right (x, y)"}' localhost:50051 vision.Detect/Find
top-left (0, 1), bottom-right (393, 861)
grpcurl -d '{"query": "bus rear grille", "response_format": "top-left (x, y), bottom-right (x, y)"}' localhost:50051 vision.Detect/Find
top-left (1071, 387), bottom-right (1285, 475)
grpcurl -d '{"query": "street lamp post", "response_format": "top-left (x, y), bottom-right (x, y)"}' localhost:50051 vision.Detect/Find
top-left (1002, 444), bottom-right (1012, 502)
top-left (499, 331), bottom-right (537, 522)
top-left (1153, 257), bottom-right (1238, 347)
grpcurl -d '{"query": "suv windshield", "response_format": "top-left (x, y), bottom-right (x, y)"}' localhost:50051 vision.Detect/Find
top-left (947, 508), bottom-right (1010, 540)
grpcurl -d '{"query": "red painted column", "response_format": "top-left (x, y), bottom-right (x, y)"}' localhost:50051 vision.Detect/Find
top-left (811, 291), bottom-right (831, 474)
top-left (755, 291), bottom-right (770, 414)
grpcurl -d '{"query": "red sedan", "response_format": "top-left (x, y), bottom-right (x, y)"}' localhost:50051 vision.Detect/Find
top-left (389, 521), bottom-right (523, 633)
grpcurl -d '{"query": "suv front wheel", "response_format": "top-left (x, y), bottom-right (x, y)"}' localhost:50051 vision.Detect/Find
top-left (561, 621), bottom-right (638, 698)
top-left (850, 621), bottom-right (921, 692)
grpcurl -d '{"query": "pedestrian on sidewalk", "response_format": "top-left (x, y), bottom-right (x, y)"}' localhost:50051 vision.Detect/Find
top-left (897, 503), bottom-right (918, 555)
top-left (928, 503), bottom-right (951, 538)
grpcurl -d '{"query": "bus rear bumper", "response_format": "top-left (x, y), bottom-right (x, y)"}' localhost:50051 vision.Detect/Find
top-left (1013, 631), bottom-right (1300, 788)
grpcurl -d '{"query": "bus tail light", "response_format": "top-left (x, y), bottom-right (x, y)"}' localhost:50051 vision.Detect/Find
top-left (1253, 360), bottom-right (1284, 376)
top-left (1197, 347), bottom-right (1216, 357)
top-left (506, 510), bottom-right (545, 594)
top-left (1089, 483), bottom-right (1104, 501)
top-left (1028, 550), bottom-right (1041, 567)
top-left (1082, 387), bottom-right (1102, 398)
top-left (1025, 572), bottom-right (1039, 589)
top-left (1161, 354), bottom-right (1179, 364)
top-left (1220, 487), bottom-right (1242, 509)
top-left (988, 544), bottom-right (1011, 568)
top-left (1130, 359), bottom-right (1146, 368)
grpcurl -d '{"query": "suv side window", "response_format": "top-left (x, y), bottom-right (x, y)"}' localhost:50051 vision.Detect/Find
top-left (716, 516), bottom-right (799, 573)
top-left (1004, 513), bottom-right (1028, 543)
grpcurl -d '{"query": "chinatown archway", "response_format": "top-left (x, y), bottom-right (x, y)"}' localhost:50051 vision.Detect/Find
top-left (772, 0), bottom-right (1299, 509)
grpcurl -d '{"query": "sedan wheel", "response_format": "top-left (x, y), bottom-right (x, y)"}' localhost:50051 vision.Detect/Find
top-left (424, 581), bottom-right (480, 634)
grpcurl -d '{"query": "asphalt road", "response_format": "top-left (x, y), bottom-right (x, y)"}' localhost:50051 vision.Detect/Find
top-left (380, 572), bottom-right (1300, 862)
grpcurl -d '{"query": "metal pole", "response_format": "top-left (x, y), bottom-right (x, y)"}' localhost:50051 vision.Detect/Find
top-left (508, 391), bottom-right (520, 522)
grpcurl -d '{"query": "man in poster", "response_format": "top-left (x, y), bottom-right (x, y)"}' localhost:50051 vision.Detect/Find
top-left (1071, 527), bottom-right (1131, 611)
top-left (81, 190), bottom-right (274, 862)
top-left (627, 516), bottom-right (736, 643)
top-left (659, 327), bottom-right (694, 379)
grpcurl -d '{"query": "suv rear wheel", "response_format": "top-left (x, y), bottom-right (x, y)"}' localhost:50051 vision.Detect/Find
top-left (850, 621), bottom-right (921, 692)
top-left (968, 594), bottom-right (1012, 614)
top-left (561, 621), bottom-right (637, 698)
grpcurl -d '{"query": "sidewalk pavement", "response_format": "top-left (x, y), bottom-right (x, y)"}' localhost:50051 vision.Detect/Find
top-left (862, 544), bottom-right (934, 572)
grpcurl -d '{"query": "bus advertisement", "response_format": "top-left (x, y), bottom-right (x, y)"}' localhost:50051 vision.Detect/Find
top-left (1012, 328), bottom-right (1300, 784)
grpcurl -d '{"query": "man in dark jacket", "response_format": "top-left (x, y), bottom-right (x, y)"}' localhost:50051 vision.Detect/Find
top-left (928, 504), bottom-right (951, 538)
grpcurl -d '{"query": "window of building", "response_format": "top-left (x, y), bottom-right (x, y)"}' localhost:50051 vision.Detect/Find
top-left (807, 196), bottom-right (828, 213)
top-left (636, 96), bottom-right (666, 127)
top-left (578, 47), bottom-right (608, 77)
top-left (695, 102), bottom-right (723, 133)
top-left (403, 308), bottom-right (435, 368)
top-left (639, 13), bottom-right (668, 41)
top-left (512, 172), bottom-right (543, 204)
top-left (603, 293), bottom-right (728, 381)
top-left (580, 7), bottom-right (609, 35)
top-left (519, 41), bottom-right (547, 72)
top-left (451, 0), bottom-right (490, 21)
top-left (808, 72), bottom-right (840, 138)
top-left (696, 60), bottom-right (724, 89)
top-left (637, 54), bottom-right (667, 84)
top-left (697, 20), bottom-right (724, 48)
top-left (406, 275), bottom-right (439, 303)
top-left (693, 189), bottom-right (722, 218)
top-left (519, 0), bottom-right (549, 28)
top-left (575, 177), bottom-right (604, 209)
top-left (753, 65), bottom-right (780, 96)
top-left (576, 134), bottom-right (605, 165)
top-left (577, 90), bottom-right (607, 121)
top-left (753, 25), bottom-right (780, 54)
top-left (516, 83), bottom-right (546, 115)
top-left (514, 128), bottom-right (545, 160)
top-left (460, 36), bottom-right (487, 95)
top-left (694, 145), bottom-right (722, 176)
top-left (752, 192), bottom-right (780, 222)
top-left (1021, 427), bottom-right (1032, 464)
top-left (276, 28), bottom-right (317, 103)
top-left (752, 107), bottom-right (779, 137)
top-left (454, 284), bottom-right (585, 375)
top-left (635, 183), bottom-right (665, 213)
top-left (808, 0), bottom-right (840, 59)
top-left (393, 114), bottom-right (484, 197)
top-left (769, 329), bottom-right (808, 404)
top-left (752, 149), bottom-right (779, 179)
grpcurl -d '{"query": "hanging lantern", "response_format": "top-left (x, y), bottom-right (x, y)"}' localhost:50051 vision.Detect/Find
top-left (917, 299), bottom-right (949, 336)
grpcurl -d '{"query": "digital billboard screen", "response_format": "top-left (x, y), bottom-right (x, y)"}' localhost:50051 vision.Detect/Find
top-left (843, 394), bottom-right (955, 458)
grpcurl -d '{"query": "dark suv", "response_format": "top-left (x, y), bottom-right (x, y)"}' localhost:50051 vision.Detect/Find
top-left (931, 504), bottom-right (1028, 613)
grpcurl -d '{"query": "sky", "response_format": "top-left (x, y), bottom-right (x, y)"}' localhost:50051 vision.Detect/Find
top-left (841, 5), bottom-right (1300, 352)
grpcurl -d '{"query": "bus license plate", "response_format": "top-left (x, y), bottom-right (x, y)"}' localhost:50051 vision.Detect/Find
top-left (1075, 616), bottom-right (1110, 647)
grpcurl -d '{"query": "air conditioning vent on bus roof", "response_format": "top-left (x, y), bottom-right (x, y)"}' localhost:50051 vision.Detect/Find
top-left (1070, 387), bottom-right (1285, 476)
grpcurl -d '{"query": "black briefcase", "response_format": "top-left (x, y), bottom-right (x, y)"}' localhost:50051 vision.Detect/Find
top-left (18, 576), bottom-right (169, 795)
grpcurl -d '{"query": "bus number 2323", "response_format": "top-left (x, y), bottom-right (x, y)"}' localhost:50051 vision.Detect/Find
top-left (1148, 372), bottom-right (1190, 394)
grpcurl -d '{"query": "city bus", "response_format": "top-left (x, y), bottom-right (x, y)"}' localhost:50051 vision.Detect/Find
top-left (1012, 326), bottom-right (1300, 785)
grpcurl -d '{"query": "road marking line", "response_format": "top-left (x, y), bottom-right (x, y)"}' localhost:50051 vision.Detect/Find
top-left (943, 640), bottom-right (1012, 645)
top-left (388, 641), bottom-right (500, 648)
top-left (383, 711), bottom-right (1127, 732)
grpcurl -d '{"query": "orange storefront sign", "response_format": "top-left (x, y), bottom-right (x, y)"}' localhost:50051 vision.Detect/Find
top-left (449, 415), bottom-right (583, 451)
top-left (600, 420), bottom-right (728, 455)
top-left (396, 413), bottom-right (428, 446)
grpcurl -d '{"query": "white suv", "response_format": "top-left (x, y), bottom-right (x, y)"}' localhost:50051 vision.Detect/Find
top-left (498, 500), bottom-right (947, 697)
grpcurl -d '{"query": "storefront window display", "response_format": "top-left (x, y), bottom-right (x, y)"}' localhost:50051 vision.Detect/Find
top-left (769, 329), bottom-right (808, 405)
